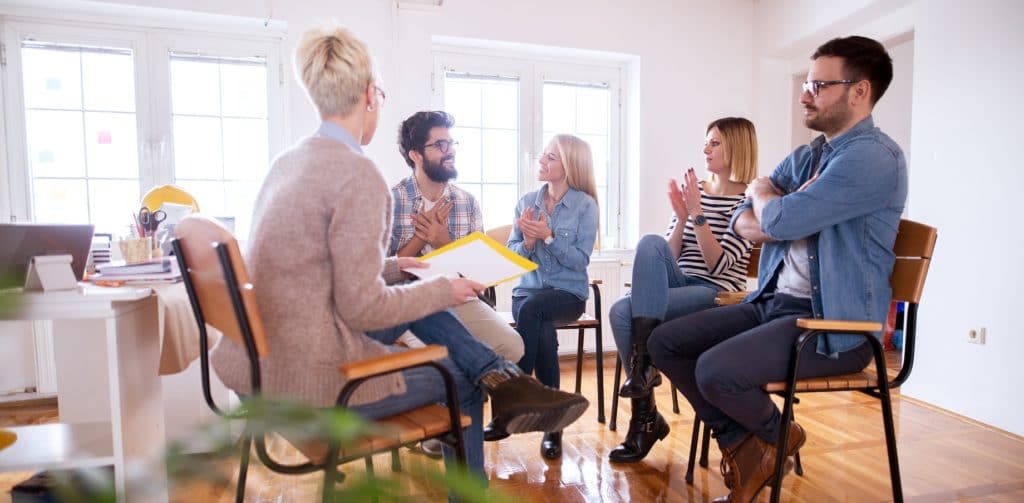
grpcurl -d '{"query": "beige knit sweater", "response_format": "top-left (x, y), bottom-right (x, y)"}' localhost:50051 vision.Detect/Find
top-left (210, 135), bottom-right (453, 407)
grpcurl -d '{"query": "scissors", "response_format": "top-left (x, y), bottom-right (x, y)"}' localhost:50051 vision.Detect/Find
top-left (138, 206), bottom-right (167, 237)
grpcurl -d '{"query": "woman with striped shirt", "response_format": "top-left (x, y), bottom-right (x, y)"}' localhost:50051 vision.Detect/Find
top-left (608, 117), bottom-right (758, 463)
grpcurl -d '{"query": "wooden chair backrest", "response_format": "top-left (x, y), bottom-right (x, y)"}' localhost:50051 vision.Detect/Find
top-left (175, 215), bottom-right (269, 357)
top-left (747, 245), bottom-right (761, 279)
top-left (485, 224), bottom-right (513, 246)
top-left (890, 219), bottom-right (937, 303)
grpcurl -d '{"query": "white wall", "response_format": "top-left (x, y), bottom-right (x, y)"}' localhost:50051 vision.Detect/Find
top-left (753, 0), bottom-right (1024, 435)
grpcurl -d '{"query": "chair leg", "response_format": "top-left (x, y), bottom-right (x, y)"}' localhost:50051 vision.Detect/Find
top-left (686, 420), bottom-right (700, 484)
top-left (235, 433), bottom-right (253, 503)
top-left (391, 448), bottom-right (401, 472)
top-left (878, 375), bottom-right (904, 502)
top-left (575, 328), bottom-right (585, 394)
top-left (699, 421), bottom-right (711, 468)
top-left (595, 325), bottom-right (605, 424)
top-left (671, 384), bottom-right (681, 414)
top-left (769, 391), bottom-right (797, 503)
top-left (794, 450), bottom-right (804, 476)
top-left (610, 356), bottom-right (622, 431)
top-left (321, 441), bottom-right (343, 502)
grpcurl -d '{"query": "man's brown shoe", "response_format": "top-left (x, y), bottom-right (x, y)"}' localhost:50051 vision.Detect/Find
top-left (488, 375), bottom-right (589, 434)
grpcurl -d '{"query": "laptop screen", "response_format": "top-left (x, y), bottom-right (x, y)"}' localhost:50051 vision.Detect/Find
top-left (0, 223), bottom-right (95, 290)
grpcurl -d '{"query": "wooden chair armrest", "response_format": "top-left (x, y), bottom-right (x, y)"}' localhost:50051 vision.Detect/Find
top-left (714, 291), bottom-right (749, 306)
top-left (338, 345), bottom-right (449, 381)
top-left (590, 279), bottom-right (603, 285)
top-left (795, 318), bottom-right (882, 332)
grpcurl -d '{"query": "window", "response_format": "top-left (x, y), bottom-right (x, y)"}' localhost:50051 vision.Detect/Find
top-left (434, 51), bottom-right (624, 248)
top-left (2, 17), bottom-right (283, 239)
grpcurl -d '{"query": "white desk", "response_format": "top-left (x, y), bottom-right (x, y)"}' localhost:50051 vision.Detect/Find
top-left (0, 285), bottom-right (168, 502)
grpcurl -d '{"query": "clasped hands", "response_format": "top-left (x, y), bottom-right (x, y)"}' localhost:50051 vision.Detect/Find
top-left (413, 198), bottom-right (453, 248)
top-left (517, 207), bottom-right (554, 250)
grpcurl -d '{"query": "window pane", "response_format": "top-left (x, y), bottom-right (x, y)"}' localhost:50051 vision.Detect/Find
top-left (451, 127), bottom-right (481, 183)
top-left (580, 134), bottom-right (608, 187)
top-left (223, 118), bottom-right (269, 180)
top-left (175, 180), bottom-right (225, 216)
top-left (223, 180), bottom-right (262, 239)
top-left (22, 47), bottom-right (82, 110)
top-left (444, 78), bottom-right (481, 127)
top-left (170, 59), bottom-right (220, 115)
top-left (26, 110), bottom-right (86, 178)
top-left (542, 84), bottom-right (575, 133)
top-left (480, 184), bottom-right (518, 232)
top-left (480, 80), bottom-right (517, 129)
top-left (221, 64), bottom-right (267, 118)
top-left (576, 87), bottom-right (609, 135)
top-left (84, 112), bottom-right (139, 178)
top-left (82, 51), bottom-right (135, 112)
top-left (173, 116), bottom-right (223, 179)
top-left (88, 179), bottom-right (139, 235)
top-left (32, 178), bottom-right (89, 225)
top-left (480, 129), bottom-right (517, 184)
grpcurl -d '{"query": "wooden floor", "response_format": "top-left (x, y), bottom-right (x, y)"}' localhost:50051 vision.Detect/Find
top-left (2, 356), bottom-right (1023, 502)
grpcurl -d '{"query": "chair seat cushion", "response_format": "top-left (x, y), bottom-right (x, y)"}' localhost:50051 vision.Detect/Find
top-left (499, 311), bottom-right (599, 329)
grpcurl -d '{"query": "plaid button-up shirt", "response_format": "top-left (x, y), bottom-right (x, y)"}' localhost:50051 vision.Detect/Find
top-left (388, 175), bottom-right (483, 256)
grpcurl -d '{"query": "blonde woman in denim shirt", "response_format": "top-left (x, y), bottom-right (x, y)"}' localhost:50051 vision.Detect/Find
top-left (502, 134), bottom-right (599, 459)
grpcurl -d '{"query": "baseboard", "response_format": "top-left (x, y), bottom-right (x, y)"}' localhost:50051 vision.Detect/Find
top-left (901, 395), bottom-right (1024, 442)
top-left (0, 393), bottom-right (57, 407)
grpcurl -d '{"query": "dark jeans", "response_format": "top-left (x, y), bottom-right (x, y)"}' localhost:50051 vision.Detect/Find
top-left (512, 288), bottom-right (586, 389)
top-left (648, 293), bottom-right (873, 449)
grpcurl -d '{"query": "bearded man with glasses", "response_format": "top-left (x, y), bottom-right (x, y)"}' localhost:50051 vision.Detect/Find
top-left (648, 35), bottom-right (907, 503)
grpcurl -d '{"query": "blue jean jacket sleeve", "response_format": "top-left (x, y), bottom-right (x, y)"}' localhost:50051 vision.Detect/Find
top-left (761, 141), bottom-right (902, 241)
top-left (543, 195), bottom-right (598, 271)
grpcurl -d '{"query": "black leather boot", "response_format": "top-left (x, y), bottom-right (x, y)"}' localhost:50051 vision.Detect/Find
top-left (541, 431), bottom-right (563, 459)
top-left (481, 368), bottom-right (589, 436)
top-left (619, 317), bottom-right (662, 398)
top-left (608, 393), bottom-right (670, 463)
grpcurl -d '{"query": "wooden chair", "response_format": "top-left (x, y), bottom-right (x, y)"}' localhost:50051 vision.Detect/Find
top-left (485, 224), bottom-right (609, 424)
top-left (765, 219), bottom-right (936, 503)
top-left (172, 215), bottom-right (470, 502)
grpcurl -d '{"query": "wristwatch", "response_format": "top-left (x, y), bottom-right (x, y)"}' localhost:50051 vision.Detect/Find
top-left (692, 214), bottom-right (707, 227)
top-left (543, 234), bottom-right (555, 245)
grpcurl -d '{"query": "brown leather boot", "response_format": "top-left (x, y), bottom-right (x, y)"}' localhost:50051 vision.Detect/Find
top-left (714, 422), bottom-right (807, 502)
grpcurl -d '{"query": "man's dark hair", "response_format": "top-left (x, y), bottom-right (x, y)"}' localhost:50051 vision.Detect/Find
top-left (398, 111), bottom-right (455, 168)
top-left (812, 36), bottom-right (893, 105)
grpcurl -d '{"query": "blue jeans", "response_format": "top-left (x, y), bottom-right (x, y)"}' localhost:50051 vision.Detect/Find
top-left (512, 289), bottom-right (585, 389)
top-left (610, 234), bottom-right (724, 368)
top-left (648, 294), bottom-right (872, 449)
top-left (355, 309), bottom-right (504, 480)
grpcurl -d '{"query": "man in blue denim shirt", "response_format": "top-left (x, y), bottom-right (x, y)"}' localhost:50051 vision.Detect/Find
top-left (649, 36), bottom-right (907, 503)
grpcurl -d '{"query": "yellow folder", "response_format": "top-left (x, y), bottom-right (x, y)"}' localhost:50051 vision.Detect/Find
top-left (404, 232), bottom-right (537, 287)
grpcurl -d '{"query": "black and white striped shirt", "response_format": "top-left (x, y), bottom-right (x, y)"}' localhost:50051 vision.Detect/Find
top-left (664, 184), bottom-right (753, 292)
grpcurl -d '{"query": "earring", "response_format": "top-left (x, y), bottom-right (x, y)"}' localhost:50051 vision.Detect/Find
top-left (367, 104), bottom-right (375, 112)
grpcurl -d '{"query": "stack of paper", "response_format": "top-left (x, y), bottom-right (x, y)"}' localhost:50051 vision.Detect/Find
top-left (90, 257), bottom-right (182, 283)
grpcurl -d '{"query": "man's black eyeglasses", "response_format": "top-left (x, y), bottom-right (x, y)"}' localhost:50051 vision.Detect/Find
top-left (424, 139), bottom-right (459, 153)
top-left (802, 79), bottom-right (857, 97)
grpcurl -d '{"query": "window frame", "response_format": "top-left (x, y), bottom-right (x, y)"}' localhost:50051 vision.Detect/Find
top-left (0, 14), bottom-right (284, 231)
top-left (432, 48), bottom-right (625, 249)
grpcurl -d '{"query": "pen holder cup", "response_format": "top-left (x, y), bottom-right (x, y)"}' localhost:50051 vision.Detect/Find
top-left (119, 237), bottom-right (153, 264)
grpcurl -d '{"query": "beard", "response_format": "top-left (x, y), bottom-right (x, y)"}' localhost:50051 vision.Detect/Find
top-left (423, 154), bottom-right (457, 183)
top-left (803, 89), bottom-right (854, 134)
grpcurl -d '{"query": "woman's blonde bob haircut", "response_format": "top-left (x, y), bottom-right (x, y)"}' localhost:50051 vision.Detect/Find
top-left (550, 134), bottom-right (600, 235)
top-left (706, 117), bottom-right (758, 184)
top-left (294, 24), bottom-right (374, 118)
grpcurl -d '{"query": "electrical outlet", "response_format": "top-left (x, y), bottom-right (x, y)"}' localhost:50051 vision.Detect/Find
top-left (967, 327), bottom-right (987, 345)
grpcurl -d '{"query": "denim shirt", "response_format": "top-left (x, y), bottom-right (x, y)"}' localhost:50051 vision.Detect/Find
top-left (732, 116), bottom-right (907, 357)
top-left (509, 185), bottom-right (598, 300)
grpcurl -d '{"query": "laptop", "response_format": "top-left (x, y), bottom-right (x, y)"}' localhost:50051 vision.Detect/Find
top-left (0, 223), bottom-right (95, 291)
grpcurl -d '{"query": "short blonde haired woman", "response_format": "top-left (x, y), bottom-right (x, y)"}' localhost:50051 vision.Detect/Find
top-left (498, 134), bottom-right (600, 459)
top-left (211, 24), bottom-right (588, 484)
